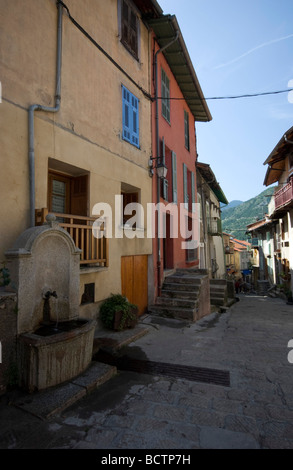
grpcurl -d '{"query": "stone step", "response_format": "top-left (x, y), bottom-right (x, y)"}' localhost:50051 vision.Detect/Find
top-left (163, 282), bottom-right (200, 293)
top-left (210, 287), bottom-right (226, 294)
top-left (210, 279), bottom-right (227, 286)
top-left (165, 275), bottom-right (203, 285)
top-left (156, 296), bottom-right (197, 309)
top-left (148, 305), bottom-right (196, 322)
top-left (210, 291), bottom-right (226, 299)
top-left (161, 289), bottom-right (198, 300)
top-left (210, 297), bottom-right (226, 306)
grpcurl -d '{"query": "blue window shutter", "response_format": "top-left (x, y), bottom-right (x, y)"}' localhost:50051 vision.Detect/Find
top-left (122, 86), bottom-right (131, 142)
top-left (122, 85), bottom-right (139, 148)
top-left (131, 95), bottom-right (139, 147)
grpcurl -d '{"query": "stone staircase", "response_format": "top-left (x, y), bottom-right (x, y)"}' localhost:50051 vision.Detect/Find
top-left (257, 280), bottom-right (271, 295)
top-left (210, 279), bottom-right (228, 307)
top-left (148, 269), bottom-right (210, 322)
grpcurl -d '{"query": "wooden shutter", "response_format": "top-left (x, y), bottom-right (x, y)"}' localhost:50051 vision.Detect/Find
top-left (183, 163), bottom-right (188, 209)
top-left (191, 171), bottom-right (195, 212)
top-left (129, 10), bottom-right (138, 56)
top-left (184, 110), bottom-right (190, 150)
top-left (121, 1), bottom-right (129, 45)
top-left (71, 175), bottom-right (88, 217)
top-left (172, 151), bottom-right (177, 204)
top-left (161, 69), bottom-right (170, 122)
top-left (121, 0), bottom-right (138, 58)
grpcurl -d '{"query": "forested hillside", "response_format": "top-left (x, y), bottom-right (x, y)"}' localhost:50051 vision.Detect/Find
top-left (221, 187), bottom-right (276, 240)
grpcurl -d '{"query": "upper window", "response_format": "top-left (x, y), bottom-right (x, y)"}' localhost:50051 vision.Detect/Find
top-left (122, 85), bottom-right (139, 148)
top-left (184, 110), bottom-right (190, 151)
top-left (161, 68), bottom-right (170, 123)
top-left (120, 0), bottom-right (139, 59)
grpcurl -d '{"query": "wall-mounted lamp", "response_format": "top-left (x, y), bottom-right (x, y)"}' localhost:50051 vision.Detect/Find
top-left (148, 157), bottom-right (168, 179)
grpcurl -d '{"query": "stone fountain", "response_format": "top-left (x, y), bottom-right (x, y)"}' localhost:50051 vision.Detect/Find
top-left (5, 214), bottom-right (96, 392)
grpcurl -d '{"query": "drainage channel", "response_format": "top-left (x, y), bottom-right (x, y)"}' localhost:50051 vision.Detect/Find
top-left (94, 351), bottom-right (230, 387)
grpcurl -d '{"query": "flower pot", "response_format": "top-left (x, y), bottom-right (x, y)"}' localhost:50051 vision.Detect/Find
top-left (113, 307), bottom-right (138, 331)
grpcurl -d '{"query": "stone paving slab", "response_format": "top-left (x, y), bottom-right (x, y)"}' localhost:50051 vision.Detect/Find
top-left (13, 362), bottom-right (117, 420)
top-left (2, 294), bottom-right (293, 449)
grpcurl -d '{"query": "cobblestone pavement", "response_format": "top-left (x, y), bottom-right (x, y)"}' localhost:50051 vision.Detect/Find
top-left (1, 294), bottom-right (293, 450)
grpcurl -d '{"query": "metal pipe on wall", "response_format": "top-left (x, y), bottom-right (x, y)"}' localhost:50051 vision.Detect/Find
top-left (28, 1), bottom-right (63, 227)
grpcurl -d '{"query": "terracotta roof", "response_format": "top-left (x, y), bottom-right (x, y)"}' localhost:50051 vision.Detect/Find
top-left (246, 218), bottom-right (272, 231)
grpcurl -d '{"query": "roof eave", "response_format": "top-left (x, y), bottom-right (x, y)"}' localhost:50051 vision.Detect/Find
top-left (146, 15), bottom-right (212, 122)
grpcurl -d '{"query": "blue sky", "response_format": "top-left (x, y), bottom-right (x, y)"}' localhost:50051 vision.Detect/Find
top-left (158, 0), bottom-right (293, 203)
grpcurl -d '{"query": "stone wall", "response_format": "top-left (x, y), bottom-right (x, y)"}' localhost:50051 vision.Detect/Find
top-left (0, 290), bottom-right (17, 394)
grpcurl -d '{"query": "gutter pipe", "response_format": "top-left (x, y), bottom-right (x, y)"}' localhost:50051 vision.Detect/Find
top-left (154, 30), bottom-right (179, 296)
top-left (28, 1), bottom-right (63, 227)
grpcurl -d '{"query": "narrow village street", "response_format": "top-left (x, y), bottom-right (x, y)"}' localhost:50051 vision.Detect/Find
top-left (1, 293), bottom-right (293, 450)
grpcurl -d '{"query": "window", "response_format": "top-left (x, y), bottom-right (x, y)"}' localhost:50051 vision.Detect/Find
top-left (184, 110), bottom-right (190, 150)
top-left (122, 85), bottom-right (139, 148)
top-left (48, 171), bottom-right (88, 220)
top-left (120, 0), bottom-right (139, 59)
top-left (161, 68), bottom-right (170, 123)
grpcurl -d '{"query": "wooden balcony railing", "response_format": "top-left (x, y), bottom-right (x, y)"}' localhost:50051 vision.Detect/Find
top-left (35, 208), bottom-right (108, 266)
top-left (275, 179), bottom-right (293, 211)
top-left (207, 217), bottom-right (222, 236)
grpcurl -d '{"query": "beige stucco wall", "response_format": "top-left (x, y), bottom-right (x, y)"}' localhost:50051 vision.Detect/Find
top-left (0, 0), bottom-right (152, 313)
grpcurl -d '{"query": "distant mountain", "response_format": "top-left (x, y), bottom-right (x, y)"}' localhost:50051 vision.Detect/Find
top-left (221, 200), bottom-right (243, 211)
top-left (221, 187), bottom-right (275, 241)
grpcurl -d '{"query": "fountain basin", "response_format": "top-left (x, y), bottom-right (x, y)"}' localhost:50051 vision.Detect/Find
top-left (18, 318), bottom-right (96, 392)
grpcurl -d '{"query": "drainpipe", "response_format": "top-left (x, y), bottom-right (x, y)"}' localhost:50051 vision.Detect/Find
top-left (154, 30), bottom-right (179, 296)
top-left (28, 1), bottom-right (63, 227)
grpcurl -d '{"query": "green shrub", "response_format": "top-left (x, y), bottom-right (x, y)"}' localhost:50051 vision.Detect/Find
top-left (100, 294), bottom-right (138, 330)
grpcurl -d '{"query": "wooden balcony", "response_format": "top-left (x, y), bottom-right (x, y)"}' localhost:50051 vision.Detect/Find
top-left (35, 209), bottom-right (108, 266)
top-left (207, 217), bottom-right (222, 236)
top-left (274, 179), bottom-right (293, 212)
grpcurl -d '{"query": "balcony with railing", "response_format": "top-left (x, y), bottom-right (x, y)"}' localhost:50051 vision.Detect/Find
top-left (207, 217), bottom-right (222, 236)
top-left (35, 209), bottom-right (108, 267)
top-left (274, 178), bottom-right (293, 212)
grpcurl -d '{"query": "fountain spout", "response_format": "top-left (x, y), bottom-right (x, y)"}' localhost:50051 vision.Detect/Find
top-left (43, 290), bottom-right (58, 324)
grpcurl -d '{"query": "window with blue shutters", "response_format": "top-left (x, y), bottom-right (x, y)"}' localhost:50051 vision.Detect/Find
top-left (122, 85), bottom-right (139, 148)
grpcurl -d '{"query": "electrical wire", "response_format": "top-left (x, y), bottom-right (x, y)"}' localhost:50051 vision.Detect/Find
top-left (57, 1), bottom-right (293, 104)
top-left (56, 0), bottom-right (153, 101)
top-left (158, 88), bottom-right (293, 101)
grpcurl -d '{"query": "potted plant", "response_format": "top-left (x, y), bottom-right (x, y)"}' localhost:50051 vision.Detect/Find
top-left (100, 294), bottom-right (138, 331)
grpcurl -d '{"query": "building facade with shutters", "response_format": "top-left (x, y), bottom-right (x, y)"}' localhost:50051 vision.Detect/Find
top-left (145, 15), bottom-right (212, 300)
top-left (0, 0), bottom-right (165, 318)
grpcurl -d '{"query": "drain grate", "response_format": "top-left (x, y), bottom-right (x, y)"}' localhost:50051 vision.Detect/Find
top-left (94, 351), bottom-right (230, 387)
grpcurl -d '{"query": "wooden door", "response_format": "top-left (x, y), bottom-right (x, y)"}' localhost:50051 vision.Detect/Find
top-left (121, 255), bottom-right (148, 316)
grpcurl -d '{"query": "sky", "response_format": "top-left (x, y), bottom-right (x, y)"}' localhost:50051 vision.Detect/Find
top-left (158, 0), bottom-right (293, 203)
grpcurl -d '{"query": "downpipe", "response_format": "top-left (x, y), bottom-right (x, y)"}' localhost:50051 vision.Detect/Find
top-left (28, 1), bottom-right (63, 227)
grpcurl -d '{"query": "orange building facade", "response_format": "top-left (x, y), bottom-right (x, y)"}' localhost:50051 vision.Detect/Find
top-left (146, 16), bottom-right (212, 300)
